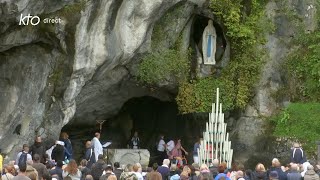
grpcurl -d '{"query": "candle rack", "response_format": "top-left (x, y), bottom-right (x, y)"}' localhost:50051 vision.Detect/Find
top-left (197, 88), bottom-right (233, 168)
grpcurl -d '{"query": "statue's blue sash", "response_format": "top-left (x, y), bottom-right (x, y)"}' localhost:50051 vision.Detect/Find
top-left (207, 35), bottom-right (212, 57)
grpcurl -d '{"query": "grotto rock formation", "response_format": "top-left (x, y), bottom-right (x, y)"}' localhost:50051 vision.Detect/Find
top-left (0, 0), bottom-right (206, 160)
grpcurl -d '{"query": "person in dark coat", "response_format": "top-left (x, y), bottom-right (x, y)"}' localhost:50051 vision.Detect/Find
top-left (245, 169), bottom-right (254, 180)
top-left (253, 163), bottom-right (267, 180)
top-left (267, 158), bottom-right (288, 180)
top-left (91, 154), bottom-right (106, 180)
top-left (30, 136), bottom-right (46, 163)
top-left (210, 159), bottom-right (220, 179)
top-left (84, 141), bottom-right (96, 168)
top-left (157, 159), bottom-right (170, 180)
top-left (287, 164), bottom-right (302, 180)
top-left (290, 143), bottom-right (306, 164)
top-left (113, 162), bottom-right (123, 180)
top-left (49, 161), bottom-right (64, 180)
top-left (79, 159), bottom-right (91, 180)
top-left (51, 141), bottom-right (65, 163)
top-left (60, 132), bottom-right (73, 160)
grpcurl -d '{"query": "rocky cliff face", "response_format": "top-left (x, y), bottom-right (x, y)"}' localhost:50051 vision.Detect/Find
top-left (0, 0), bottom-right (206, 160)
top-left (0, 0), bottom-right (317, 164)
top-left (231, 0), bottom-right (318, 166)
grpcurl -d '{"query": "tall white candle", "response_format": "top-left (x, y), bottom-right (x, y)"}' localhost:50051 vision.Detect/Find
top-left (229, 149), bottom-right (233, 168)
top-left (226, 133), bottom-right (229, 142)
top-left (214, 121), bottom-right (217, 135)
top-left (215, 133), bottom-right (218, 159)
top-left (215, 89), bottom-right (219, 127)
top-left (211, 133), bottom-right (214, 160)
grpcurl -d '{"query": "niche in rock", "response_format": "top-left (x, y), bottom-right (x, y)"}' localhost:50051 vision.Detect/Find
top-left (190, 15), bottom-right (227, 77)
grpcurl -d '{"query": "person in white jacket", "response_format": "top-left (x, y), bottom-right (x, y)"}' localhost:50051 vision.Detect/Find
top-left (91, 132), bottom-right (103, 162)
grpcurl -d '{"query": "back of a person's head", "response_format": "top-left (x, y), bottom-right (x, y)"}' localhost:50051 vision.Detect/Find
top-left (85, 175), bottom-right (94, 180)
top-left (107, 175), bottom-right (117, 180)
top-left (212, 159), bottom-right (219, 167)
top-left (57, 161), bottom-right (63, 168)
top-left (114, 162), bottom-right (120, 168)
top-left (5, 165), bottom-right (15, 174)
top-left (152, 163), bottom-right (158, 171)
top-left (95, 132), bottom-right (100, 138)
top-left (80, 159), bottom-right (88, 166)
top-left (221, 162), bottom-right (227, 170)
top-left (33, 154), bottom-right (40, 162)
top-left (163, 159), bottom-right (170, 166)
top-left (105, 165), bottom-right (113, 172)
top-left (170, 164), bottom-right (177, 171)
top-left (269, 171), bottom-right (279, 180)
top-left (237, 170), bottom-right (244, 178)
top-left (256, 163), bottom-right (266, 172)
top-left (291, 164), bottom-right (298, 171)
top-left (231, 163), bottom-right (239, 171)
top-left (19, 163), bottom-right (27, 172)
top-left (98, 154), bottom-right (104, 160)
top-left (272, 158), bottom-right (280, 167)
top-left (218, 164), bottom-right (225, 173)
top-left (132, 164), bottom-right (139, 172)
top-left (192, 163), bottom-right (200, 171)
top-left (200, 164), bottom-right (209, 171)
top-left (245, 169), bottom-right (252, 176)
top-left (293, 143), bottom-right (300, 148)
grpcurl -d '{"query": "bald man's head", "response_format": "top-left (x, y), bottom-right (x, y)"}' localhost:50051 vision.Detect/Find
top-left (95, 132), bottom-right (100, 139)
top-left (86, 141), bottom-right (92, 148)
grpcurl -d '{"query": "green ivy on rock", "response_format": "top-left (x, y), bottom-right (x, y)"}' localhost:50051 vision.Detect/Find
top-left (270, 103), bottom-right (320, 154)
top-left (176, 0), bottom-right (272, 113)
top-left (137, 49), bottom-right (190, 84)
top-left (285, 30), bottom-right (320, 101)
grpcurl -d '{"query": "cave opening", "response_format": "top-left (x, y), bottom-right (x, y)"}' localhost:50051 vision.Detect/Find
top-left (191, 15), bottom-right (226, 64)
top-left (62, 96), bottom-right (207, 163)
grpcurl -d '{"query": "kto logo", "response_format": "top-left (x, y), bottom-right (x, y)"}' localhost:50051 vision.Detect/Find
top-left (19, 14), bottom-right (40, 26)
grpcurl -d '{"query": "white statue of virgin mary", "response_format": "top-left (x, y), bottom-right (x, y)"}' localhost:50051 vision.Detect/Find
top-left (202, 20), bottom-right (217, 65)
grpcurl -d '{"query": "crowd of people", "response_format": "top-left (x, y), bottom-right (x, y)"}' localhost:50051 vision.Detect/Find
top-left (0, 132), bottom-right (319, 180)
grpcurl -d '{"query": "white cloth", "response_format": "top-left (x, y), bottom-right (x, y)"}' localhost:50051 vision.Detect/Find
top-left (166, 140), bottom-right (175, 152)
top-left (56, 141), bottom-right (65, 146)
top-left (301, 161), bottom-right (311, 177)
top-left (91, 137), bottom-right (103, 162)
top-left (46, 145), bottom-right (56, 160)
top-left (157, 139), bottom-right (166, 152)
